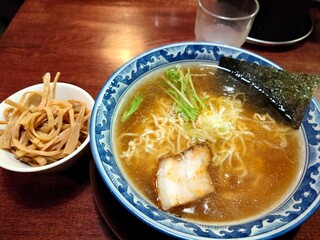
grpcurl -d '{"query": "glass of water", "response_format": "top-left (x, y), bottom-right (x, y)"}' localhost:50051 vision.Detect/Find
top-left (195, 0), bottom-right (259, 47)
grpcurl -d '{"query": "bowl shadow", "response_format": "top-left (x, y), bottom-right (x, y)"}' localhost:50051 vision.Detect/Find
top-left (1, 148), bottom-right (93, 209)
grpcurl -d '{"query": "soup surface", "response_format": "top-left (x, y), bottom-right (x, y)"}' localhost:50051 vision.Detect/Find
top-left (114, 63), bottom-right (303, 223)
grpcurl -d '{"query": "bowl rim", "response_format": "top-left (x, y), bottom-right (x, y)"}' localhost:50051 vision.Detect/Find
top-left (0, 82), bottom-right (94, 173)
top-left (90, 41), bottom-right (320, 239)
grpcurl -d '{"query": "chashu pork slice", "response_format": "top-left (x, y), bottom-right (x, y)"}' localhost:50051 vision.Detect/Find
top-left (156, 143), bottom-right (214, 211)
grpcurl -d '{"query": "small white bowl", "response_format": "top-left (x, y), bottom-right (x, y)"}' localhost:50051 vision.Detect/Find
top-left (0, 82), bottom-right (94, 173)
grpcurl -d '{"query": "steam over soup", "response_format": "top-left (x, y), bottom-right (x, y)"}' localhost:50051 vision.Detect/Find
top-left (114, 64), bottom-right (303, 223)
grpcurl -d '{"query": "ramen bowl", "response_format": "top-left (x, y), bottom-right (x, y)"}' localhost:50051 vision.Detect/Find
top-left (90, 42), bottom-right (320, 239)
top-left (0, 82), bottom-right (94, 173)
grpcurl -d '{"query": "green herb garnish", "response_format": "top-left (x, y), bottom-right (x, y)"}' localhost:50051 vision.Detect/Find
top-left (121, 93), bottom-right (144, 122)
top-left (164, 67), bottom-right (207, 122)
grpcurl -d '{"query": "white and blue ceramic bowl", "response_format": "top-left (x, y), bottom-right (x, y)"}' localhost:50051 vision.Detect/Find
top-left (90, 42), bottom-right (320, 239)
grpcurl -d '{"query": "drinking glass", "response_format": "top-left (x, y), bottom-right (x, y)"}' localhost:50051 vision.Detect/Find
top-left (195, 0), bottom-right (259, 47)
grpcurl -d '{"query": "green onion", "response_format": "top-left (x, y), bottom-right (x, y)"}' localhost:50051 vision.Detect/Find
top-left (163, 67), bottom-right (207, 122)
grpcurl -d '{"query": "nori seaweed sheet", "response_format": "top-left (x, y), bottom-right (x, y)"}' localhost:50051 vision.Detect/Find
top-left (218, 56), bottom-right (320, 129)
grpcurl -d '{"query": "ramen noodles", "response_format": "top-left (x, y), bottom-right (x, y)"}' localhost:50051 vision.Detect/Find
top-left (114, 64), bottom-right (302, 223)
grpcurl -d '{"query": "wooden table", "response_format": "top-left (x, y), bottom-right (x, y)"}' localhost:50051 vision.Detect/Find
top-left (0, 1), bottom-right (319, 239)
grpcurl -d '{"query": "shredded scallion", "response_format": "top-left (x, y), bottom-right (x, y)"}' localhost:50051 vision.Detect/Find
top-left (164, 67), bottom-right (207, 122)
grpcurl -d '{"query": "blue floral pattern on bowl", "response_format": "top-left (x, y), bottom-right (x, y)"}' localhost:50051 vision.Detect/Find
top-left (90, 42), bottom-right (320, 239)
